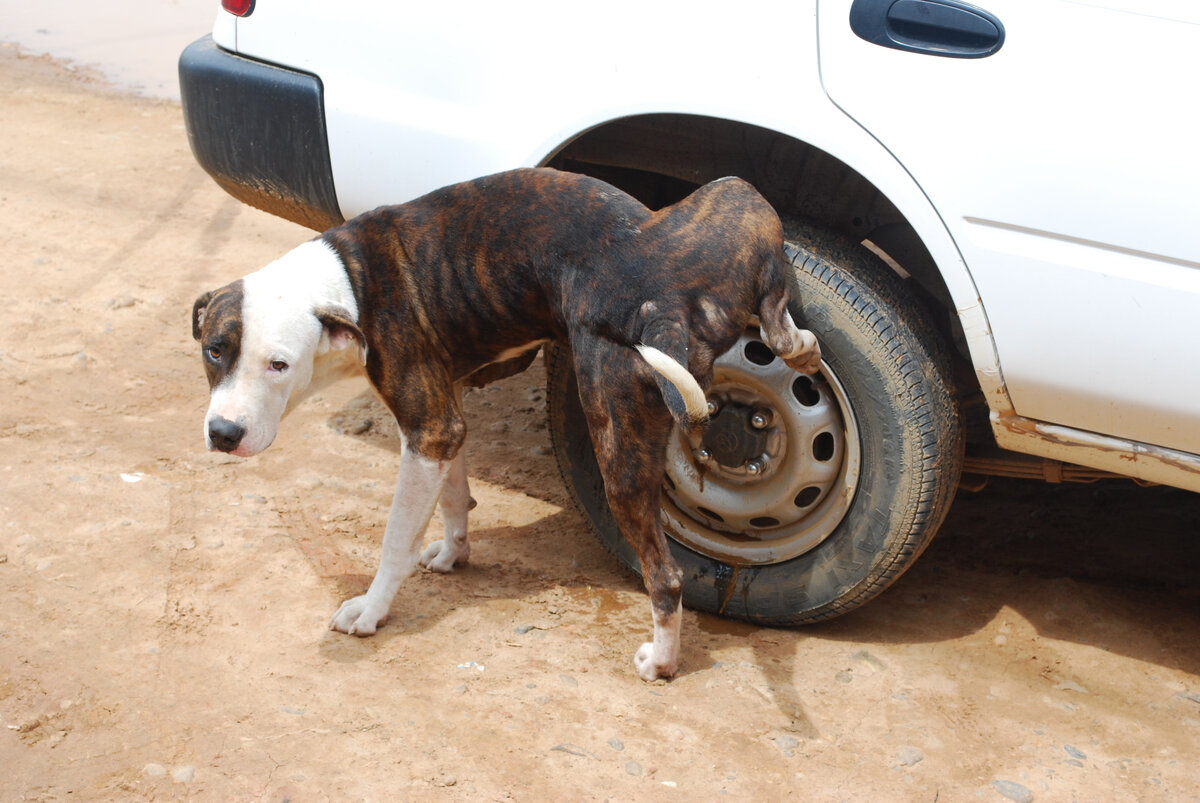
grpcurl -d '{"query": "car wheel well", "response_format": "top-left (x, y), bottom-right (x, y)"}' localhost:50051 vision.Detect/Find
top-left (545, 113), bottom-right (951, 305)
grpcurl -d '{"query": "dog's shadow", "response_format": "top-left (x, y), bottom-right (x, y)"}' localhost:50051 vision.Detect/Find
top-left (301, 498), bottom-right (821, 735)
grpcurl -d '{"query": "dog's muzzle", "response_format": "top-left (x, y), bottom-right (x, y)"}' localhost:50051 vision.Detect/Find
top-left (208, 416), bottom-right (246, 453)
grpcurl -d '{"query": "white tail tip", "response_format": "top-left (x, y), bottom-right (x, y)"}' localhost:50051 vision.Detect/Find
top-left (635, 344), bottom-right (708, 421)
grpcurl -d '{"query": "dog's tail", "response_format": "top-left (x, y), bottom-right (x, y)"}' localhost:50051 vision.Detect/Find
top-left (635, 317), bottom-right (709, 435)
top-left (635, 343), bottom-right (708, 432)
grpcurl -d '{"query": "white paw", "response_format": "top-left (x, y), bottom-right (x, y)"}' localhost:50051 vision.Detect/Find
top-left (329, 594), bottom-right (389, 636)
top-left (418, 536), bottom-right (468, 573)
top-left (633, 641), bottom-right (678, 682)
top-left (784, 329), bottom-right (822, 375)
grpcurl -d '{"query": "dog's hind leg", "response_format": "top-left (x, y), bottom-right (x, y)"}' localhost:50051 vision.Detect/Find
top-left (574, 340), bottom-right (685, 680)
top-left (419, 448), bottom-right (474, 572)
top-left (757, 256), bottom-right (821, 375)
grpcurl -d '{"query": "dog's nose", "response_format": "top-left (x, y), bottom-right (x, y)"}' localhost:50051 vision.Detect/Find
top-left (208, 417), bottom-right (245, 453)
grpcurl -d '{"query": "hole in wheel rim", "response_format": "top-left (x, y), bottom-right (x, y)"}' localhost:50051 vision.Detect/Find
top-left (813, 432), bottom-right (835, 461)
top-left (792, 375), bottom-right (820, 406)
top-left (795, 486), bottom-right (821, 508)
top-left (744, 340), bottom-right (775, 366)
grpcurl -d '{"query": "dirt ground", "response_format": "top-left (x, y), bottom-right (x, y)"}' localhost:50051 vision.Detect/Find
top-left (2, 44), bottom-right (1199, 801)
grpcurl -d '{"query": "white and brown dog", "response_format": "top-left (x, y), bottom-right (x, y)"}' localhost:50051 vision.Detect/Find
top-left (192, 168), bottom-right (820, 681)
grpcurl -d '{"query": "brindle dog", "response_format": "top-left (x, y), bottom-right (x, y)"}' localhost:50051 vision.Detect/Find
top-left (192, 168), bottom-right (820, 680)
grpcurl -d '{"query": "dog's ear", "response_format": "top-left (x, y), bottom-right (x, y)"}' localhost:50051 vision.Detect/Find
top-left (192, 291), bottom-right (215, 341)
top-left (316, 305), bottom-right (368, 365)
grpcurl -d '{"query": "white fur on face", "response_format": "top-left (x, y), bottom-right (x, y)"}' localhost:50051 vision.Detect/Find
top-left (204, 240), bottom-right (358, 457)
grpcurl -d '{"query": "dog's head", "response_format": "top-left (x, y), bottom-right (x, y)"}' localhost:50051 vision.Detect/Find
top-left (192, 241), bottom-right (365, 457)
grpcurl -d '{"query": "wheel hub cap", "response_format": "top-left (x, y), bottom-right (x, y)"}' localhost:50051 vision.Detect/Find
top-left (700, 403), bottom-right (770, 470)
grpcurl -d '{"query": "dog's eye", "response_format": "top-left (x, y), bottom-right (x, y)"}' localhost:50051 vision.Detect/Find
top-left (206, 346), bottom-right (222, 362)
top-left (269, 360), bottom-right (289, 373)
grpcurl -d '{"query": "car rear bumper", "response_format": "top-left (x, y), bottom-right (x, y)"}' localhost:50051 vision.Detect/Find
top-left (178, 36), bottom-right (344, 231)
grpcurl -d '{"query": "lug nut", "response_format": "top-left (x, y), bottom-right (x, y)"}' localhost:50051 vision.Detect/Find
top-left (746, 458), bottom-right (765, 475)
top-left (706, 400), bottom-right (719, 416)
top-left (696, 448), bottom-right (712, 465)
top-left (750, 410), bottom-right (772, 429)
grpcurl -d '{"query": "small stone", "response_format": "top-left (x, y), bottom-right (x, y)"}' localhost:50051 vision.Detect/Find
top-left (171, 765), bottom-right (195, 783)
top-left (514, 624), bottom-right (534, 634)
top-left (533, 445), bottom-right (553, 456)
top-left (851, 650), bottom-right (887, 672)
top-left (16, 717), bottom-right (43, 734)
top-left (550, 743), bottom-right (592, 758)
top-left (108, 295), bottom-right (138, 309)
top-left (608, 737), bottom-right (625, 751)
top-left (348, 419), bottom-right (372, 435)
top-left (625, 760), bottom-right (643, 777)
top-left (772, 735), bottom-right (799, 757)
top-left (896, 746), bottom-right (924, 767)
top-left (835, 670), bottom-right (853, 684)
top-left (992, 779), bottom-right (1033, 802)
top-left (1064, 744), bottom-right (1086, 760)
top-left (143, 763), bottom-right (167, 778)
top-left (1174, 691), bottom-right (1200, 705)
top-left (559, 674), bottom-right (578, 687)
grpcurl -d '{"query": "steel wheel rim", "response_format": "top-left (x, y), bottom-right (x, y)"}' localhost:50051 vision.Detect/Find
top-left (661, 329), bottom-right (861, 565)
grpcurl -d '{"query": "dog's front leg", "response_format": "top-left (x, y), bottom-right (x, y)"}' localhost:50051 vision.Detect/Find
top-left (329, 446), bottom-right (451, 636)
top-left (419, 449), bottom-right (472, 572)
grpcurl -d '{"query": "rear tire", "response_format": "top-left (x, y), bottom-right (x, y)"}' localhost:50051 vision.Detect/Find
top-left (547, 222), bottom-right (963, 624)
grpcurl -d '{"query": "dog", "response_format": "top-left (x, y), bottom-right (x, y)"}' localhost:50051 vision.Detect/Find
top-left (192, 168), bottom-right (820, 680)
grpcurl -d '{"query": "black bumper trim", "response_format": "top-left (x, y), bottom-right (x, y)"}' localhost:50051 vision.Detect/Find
top-left (179, 36), bottom-right (344, 231)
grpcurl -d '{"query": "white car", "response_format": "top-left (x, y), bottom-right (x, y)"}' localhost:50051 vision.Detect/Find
top-left (179, 0), bottom-right (1200, 624)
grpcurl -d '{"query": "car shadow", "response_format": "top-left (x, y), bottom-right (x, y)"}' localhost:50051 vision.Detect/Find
top-left (815, 478), bottom-right (1200, 654)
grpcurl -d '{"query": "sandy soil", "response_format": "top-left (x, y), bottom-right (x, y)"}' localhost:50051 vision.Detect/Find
top-left (2, 44), bottom-right (1199, 801)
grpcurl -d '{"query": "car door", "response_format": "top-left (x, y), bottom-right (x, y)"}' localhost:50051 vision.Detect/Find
top-left (818, 0), bottom-right (1200, 454)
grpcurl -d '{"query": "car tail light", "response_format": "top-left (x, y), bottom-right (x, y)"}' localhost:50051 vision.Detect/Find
top-left (222, 0), bottom-right (254, 16)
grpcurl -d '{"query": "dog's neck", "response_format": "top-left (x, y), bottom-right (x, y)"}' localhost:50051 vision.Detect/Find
top-left (286, 344), bottom-right (367, 414)
top-left (253, 239), bottom-right (360, 322)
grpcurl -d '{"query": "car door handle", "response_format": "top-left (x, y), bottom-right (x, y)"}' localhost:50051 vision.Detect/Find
top-left (849, 0), bottom-right (1005, 58)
